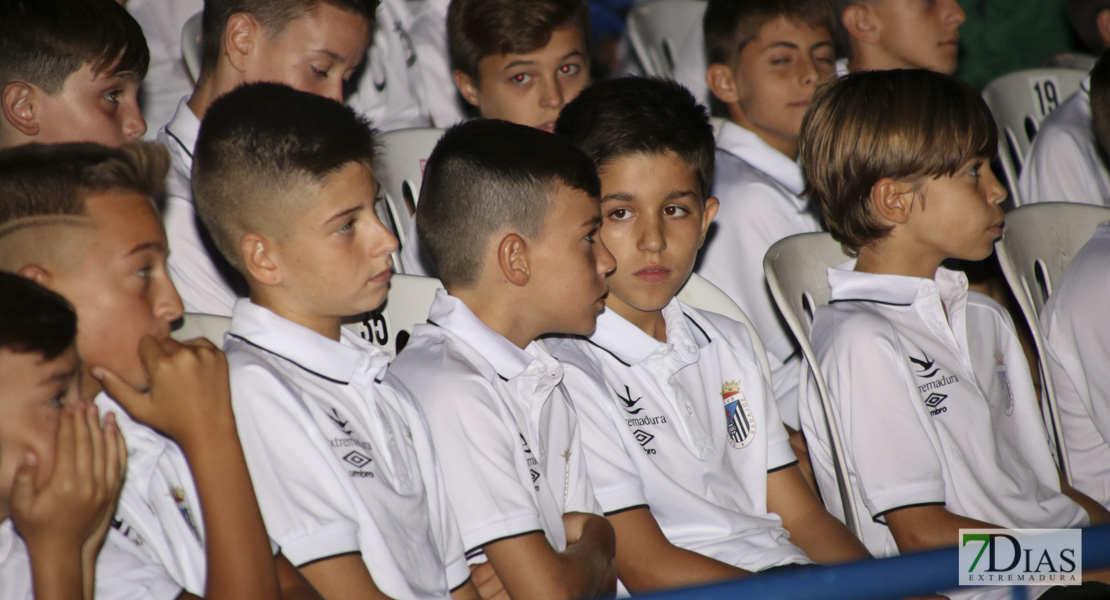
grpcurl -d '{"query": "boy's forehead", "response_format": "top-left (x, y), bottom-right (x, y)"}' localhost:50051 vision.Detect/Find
top-left (84, 190), bottom-right (167, 249)
top-left (0, 345), bottom-right (79, 397)
top-left (485, 25), bottom-right (587, 67)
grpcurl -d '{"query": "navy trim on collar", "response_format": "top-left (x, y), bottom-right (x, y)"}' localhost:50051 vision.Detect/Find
top-left (829, 298), bottom-right (913, 307)
top-left (585, 338), bottom-right (632, 367)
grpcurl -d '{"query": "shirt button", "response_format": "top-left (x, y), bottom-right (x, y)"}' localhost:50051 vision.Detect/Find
top-left (685, 403), bottom-right (693, 415)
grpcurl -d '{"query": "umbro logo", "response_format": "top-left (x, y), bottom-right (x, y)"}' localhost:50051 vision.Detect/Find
top-left (924, 392), bottom-right (948, 416)
top-left (910, 352), bottom-right (940, 378)
top-left (328, 408), bottom-right (353, 435)
top-left (530, 469), bottom-right (540, 483)
top-left (617, 386), bottom-right (644, 414)
top-left (343, 450), bottom-right (372, 468)
top-left (632, 429), bottom-right (658, 455)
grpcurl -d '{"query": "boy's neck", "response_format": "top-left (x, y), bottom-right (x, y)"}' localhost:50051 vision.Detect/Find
top-left (726, 107), bottom-right (798, 160)
top-left (80, 367), bottom-right (103, 404)
top-left (604, 295), bottom-right (668, 343)
top-left (451, 287), bottom-right (539, 350)
top-left (249, 291), bottom-right (344, 341)
top-left (855, 239), bottom-right (942, 280)
top-left (188, 70), bottom-right (241, 121)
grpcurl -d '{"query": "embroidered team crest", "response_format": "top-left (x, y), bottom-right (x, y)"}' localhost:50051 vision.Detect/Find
top-left (170, 486), bottom-right (202, 542)
top-left (722, 380), bottom-right (756, 448)
top-left (994, 352), bottom-right (1015, 416)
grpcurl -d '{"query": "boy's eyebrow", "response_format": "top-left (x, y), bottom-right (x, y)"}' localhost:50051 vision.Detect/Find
top-left (325, 204), bottom-right (364, 224)
top-left (763, 41), bottom-right (801, 51)
top-left (582, 215), bottom-right (603, 230)
top-left (125, 240), bottom-right (168, 256)
top-left (501, 50), bottom-right (586, 71)
top-left (311, 49), bottom-right (345, 62)
top-left (600, 189), bottom-right (697, 203)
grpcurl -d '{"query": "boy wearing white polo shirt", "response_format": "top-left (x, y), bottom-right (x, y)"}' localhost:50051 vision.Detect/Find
top-left (390, 119), bottom-right (619, 599)
top-left (695, 0), bottom-right (837, 431)
top-left (0, 142), bottom-right (309, 598)
top-left (160, 0), bottom-right (375, 316)
top-left (192, 83), bottom-right (478, 600)
top-left (550, 77), bottom-right (870, 593)
top-left (797, 70), bottom-right (1110, 570)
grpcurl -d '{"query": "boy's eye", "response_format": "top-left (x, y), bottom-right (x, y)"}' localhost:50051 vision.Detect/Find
top-left (559, 64), bottom-right (580, 76)
top-left (48, 394), bottom-right (65, 410)
top-left (663, 205), bottom-right (689, 217)
top-left (510, 73), bottom-right (532, 85)
top-left (137, 264), bottom-right (152, 279)
top-left (608, 208), bottom-right (631, 221)
top-left (311, 65), bottom-right (329, 78)
top-left (338, 218), bottom-right (356, 234)
top-left (104, 90), bottom-right (122, 104)
top-left (967, 163), bottom-right (982, 177)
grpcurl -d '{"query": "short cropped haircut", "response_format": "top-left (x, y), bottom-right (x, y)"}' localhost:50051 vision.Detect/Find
top-left (0, 142), bottom-right (168, 232)
top-left (192, 82), bottom-right (379, 272)
top-left (0, 271), bottom-right (76, 361)
top-left (704, 0), bottom-right (837, 65)
top-left (418, 119), bottom-right (600, 289)
top-left (555, 76), bottom-right (714, 201)
top-left (1091, 49), bottom-right (1110, 154)
top-left (0, 0), bottom-right (150, 93)
top-left (800, 69), bottom-right (997, 255)
top-left (448, 0), bottom-right (591, 81)
top-left (199, 0), bottom-right (376, 73)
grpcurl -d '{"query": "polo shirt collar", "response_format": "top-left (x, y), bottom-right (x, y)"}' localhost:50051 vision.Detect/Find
top-left (427, 289), bottom-right (539, 380)
top-left (716, 120), bottom-right (806, 196)
top-left (588, 299), bottom-right (708, 366)
top-left (828, 261), bottom-right (969, 307)
top-left (162, 95), bottom-right (200, 163)
top-left (228, 298), bottom-right (387, 384)
top-left (0, 520), bottom-right (13, 566)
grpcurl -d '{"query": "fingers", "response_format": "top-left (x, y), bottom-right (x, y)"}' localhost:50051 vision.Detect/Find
top-left (54, 405), bottom-right (78, 486)
top-left (103, 413), bottom-right (126, 498)
top-left (9, 452), bottom-right (40, 519)
top-left (92, 366), bottom-right (150, 423)
top-left (74, 405), bottom-right (95, 493)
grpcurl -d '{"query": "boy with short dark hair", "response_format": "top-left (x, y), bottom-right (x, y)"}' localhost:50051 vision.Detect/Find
top-left (830, 0), bottom-right (965, 75)
top-left (797, 70), bottom-right (1110, 572)
top-left (550, 76), bottom-right (869, 593)
top-left (0, 142), bottom-right (312, 599)
top-left (192, 82), bottom-right (478, 599)
top-left (0, 271), bottom-right (135, 600)
top-left (390, 119), bottom-right (618, 599)
top-left (162, 0), bottom-right (375, 316)
top-left (695, 0), bottom-right (836, 432)
top-left (0, 0), bottom-right (149, 148)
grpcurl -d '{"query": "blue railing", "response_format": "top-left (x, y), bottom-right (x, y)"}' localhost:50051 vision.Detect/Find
top-left (640, 524), bottom-right (1110, 600)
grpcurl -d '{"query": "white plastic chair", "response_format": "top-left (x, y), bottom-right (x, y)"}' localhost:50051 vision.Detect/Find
top-left (374, 128), bottom-right (444, 268)
top-left (981, 68), bottom-right (1087, 206)
top-left (676, 273), bottom-right (773, 387)
top-left (626, 0), bottom-right (706, 78)
top-left (763, 232), bottom-right (862, 539)
top-left (994, 202), bottom-right (1110, 483)
top-left (180, 11), bottom-right (203, 84)
top-left (343, 273), bottom-right (442, 358)
top-left (171, 312), bottom-right (231, 347)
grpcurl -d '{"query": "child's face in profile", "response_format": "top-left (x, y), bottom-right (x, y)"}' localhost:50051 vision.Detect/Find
top-left (456, 26), bottom-right (589, 132)
top-left (267, 163), bottom-right (398, 321)
top-left (524, 183), bottom-right (615, 336)
top-left (871, 0), bottom-right (965, 74)
top-left (905, 158), bottom-right (1007, 264)
top-left (0, 346), bottom-right (81, 519)
top-left (50, 193), bottom-right (183, 396)
top-left (32, 63), bottom-right (145, 147)
top-left (598, 151), bottom-right (717, 319)
top-left (246, 3), bottom-right (372, 103)
top-left (723, 17), bottom-right (835, 158)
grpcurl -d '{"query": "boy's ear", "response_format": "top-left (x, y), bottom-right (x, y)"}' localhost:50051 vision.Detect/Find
top-left (698, 197), bottom-right (720, 247)
top-left (224, 12), bottom-right (261, 74)
top-left (453, 70), bottom-right (481, 108)
top-left (1097, 9), bottom-right (1110, 48)
top-left (496, 233), bottom-right (530, 287)
top-left (1, 82), bottom-right (41, 137)
top-left (842, 4), bottom-right (880, 45)
top-left (240, 233), bottom-right (282, 286)
top-left (705, 63), bottom-right (740, 105)
top-left (869, 177), bottom-right (915, 225)
top-left (17, 264), bottom-right (51, 287)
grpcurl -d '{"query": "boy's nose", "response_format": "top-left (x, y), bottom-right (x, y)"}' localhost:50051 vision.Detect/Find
top-left (125, 107), bottom-right (147, 140)
top-left (942, 0), bottom-right (967, 26)
top-left (597, 238), bottom-right (617, 277)
top-left (637, 219), bottom-right (665, 253)
top-left (540, 78), bottom-right (565, 110)
top-left (157, 278), bottom-right (185, 324)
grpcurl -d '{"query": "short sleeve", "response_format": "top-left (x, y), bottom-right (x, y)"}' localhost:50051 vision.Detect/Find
top-left (1019, 101), bottom-right (1110, 206)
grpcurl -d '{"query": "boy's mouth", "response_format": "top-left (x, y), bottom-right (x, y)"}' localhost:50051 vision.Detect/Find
top-left (633, 265), bottom-right (671, 283)
top-left (369, 267), bottom-right (393, 284)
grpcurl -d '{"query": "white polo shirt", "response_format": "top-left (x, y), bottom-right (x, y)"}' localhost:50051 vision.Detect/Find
top-left (348, 0), bottom-right (432, 132)
top-left (410, 0), bottom-right (467, 127)
top-left (799, 264), bottom-right (1089, 557)
top-left (549, 300), bottom-right (812, 572)
top-left (158, 96), bottom-right (246, 317)
top-left (126, 0), bottom-right (203, 137)
top-left (0, 521), bottom-right (183, 600)
top-left (1019, 77), bottom-right (1110, 206)
top-left (1040, 221), bottom-right (1110, 506)
top-left (695, 120), bottom-right (823, 429)
top-left (390, 290), bottom-right (602, 562)
top-left (225, 299), bottom-right (469, 598)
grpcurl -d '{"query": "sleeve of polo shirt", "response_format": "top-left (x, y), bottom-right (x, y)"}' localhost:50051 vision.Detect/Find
top-left (399, 372), bottom-right (550, 555)
top-left (817, 314), bottom-right (947, 521)
top-left (561, 400), bottom-right (605, 518)
top-left (229, 363), bottom-right (363, 567)
top-left (560, 360), bottom-right (643, 515)
top-left (756, 355), bottom-right (797, 472)
top-left (93, 530), bottom-right (185, 600)
top-left (1019, 116), bottom-right (1108, 206)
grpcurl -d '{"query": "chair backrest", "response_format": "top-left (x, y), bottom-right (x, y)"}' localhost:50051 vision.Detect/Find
top-left (343, 273), bottom-right (442, 358)
top-left (374, 127), bottom-right (444, 268)
top-left (981, 68), bottom-right (1087, 206)
top-left (171, 312), bottom-right (232, 347)
top-left (676, 273), bottom-right (773, 387)
top-left (993, 202), bottom-right (1110, 483)
top-left (180, 11), bottom-right (203, 84)
top-left (762, 232), bottom-right (862, 539)
top-left (626, 0), bottom-right (707, 78)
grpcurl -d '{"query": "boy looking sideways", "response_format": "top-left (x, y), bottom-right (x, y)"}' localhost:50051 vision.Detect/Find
top-left (0, 0), bottom-right (148, 149)
top-left (797, 70), bottom-right (1110, 577)
top-left (390, 120), bottom-right (618, 600)
top-left (192, 82), bottom-right (477, 600)
top-left (695, 0), bottom-right (836, 434)
top-left (0, 142), bottom-right (315, 599)
top-left (831, 0), bottom-right (965, 74)
top-left (161, 0), bottom-right (375, 317)
top-left (550, 77), bottom-right (870, 593)
top-left (0, 272), bottom-right (133, 600)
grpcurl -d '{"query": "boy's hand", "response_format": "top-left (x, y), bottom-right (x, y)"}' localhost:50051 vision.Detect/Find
top-left (562, 511), bottom-right (593, 545)
top-left (94, 336), bottom-right (235, 452)
top-left (469, 562), bottom-right (508, 600)
top-left (11, 402), bottom-right (126, 558)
